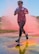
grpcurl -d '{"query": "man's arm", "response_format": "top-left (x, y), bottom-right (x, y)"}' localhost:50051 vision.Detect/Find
top-left (14, 9), bottom-right (18, 15)
top-left (26, 8), bottom-right (29, 14)
top-left (14, 11), bottom-right (16, 15)
top-left (24, 8), bottom-right (29, 14)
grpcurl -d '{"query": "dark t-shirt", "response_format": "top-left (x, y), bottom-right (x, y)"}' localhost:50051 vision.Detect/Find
top-left (15, 7), bottom-right (28, 23)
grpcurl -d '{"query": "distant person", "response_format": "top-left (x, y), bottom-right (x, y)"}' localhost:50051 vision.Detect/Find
top-left (14, 1), bottom-right (29, 43)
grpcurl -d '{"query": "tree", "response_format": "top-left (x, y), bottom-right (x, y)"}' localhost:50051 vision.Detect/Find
top-left (0, 17), bottom-right (2, 30)
top-left (36, 16), bottom-right (39, 19)
top-left (0, 17), bottom-right (2, 22)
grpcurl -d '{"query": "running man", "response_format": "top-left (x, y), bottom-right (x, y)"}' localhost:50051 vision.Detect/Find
top-left (14, 1), bottom-right (29, 43)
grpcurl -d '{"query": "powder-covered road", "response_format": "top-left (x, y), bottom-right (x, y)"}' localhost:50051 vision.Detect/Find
top-left (0, 35), bottom-right (39, 54)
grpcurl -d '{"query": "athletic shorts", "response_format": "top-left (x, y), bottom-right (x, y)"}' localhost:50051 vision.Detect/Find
top-left (18, 21), bottom-right (26, 27)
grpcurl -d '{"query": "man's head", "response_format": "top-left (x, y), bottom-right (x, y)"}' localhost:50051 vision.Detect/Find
top-left (18, 1), bottom-right (23, 8)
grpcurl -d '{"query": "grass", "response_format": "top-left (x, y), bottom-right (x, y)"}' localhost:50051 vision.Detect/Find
top-left (0, 30), bottom-right (18, 33)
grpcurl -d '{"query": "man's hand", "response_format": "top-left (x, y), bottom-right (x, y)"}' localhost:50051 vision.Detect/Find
top-left (24, 8), bottom-right (29, 14)
top-left (14, 9), bottom-right (18, 15)
top-left (14, 11), bottom-right (16, 15)
top-left (26, 9), bottom-right (29, 14)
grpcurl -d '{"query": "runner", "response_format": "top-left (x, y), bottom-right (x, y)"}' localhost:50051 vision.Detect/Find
top-left (14, 1), bottom-right (29, 43)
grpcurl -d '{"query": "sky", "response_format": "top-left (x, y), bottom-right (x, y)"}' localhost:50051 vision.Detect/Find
top-left (0, 0), bottom-right (39, 17)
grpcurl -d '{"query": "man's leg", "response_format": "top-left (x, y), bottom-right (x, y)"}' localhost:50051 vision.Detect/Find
top-left (16, 27), bottom-right (22, 42)
top-left (19, 27), bottom-right (22, 42)
top-left (22, 28), bottom-right (25, 34)
top-left (22, 26), bottom-right (28, 39)
top-left (23, 28), bottom-right (28, 39)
